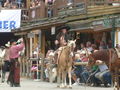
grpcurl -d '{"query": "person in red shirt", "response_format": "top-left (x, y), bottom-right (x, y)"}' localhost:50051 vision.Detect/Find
top-left (7, 38), bottom-right (24, 87)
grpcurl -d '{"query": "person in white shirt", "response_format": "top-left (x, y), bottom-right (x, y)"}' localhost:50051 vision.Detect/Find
top-left (95, 60), bottom-right (111, 87)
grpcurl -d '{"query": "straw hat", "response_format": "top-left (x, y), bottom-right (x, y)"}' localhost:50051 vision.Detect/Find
top-left (5, 42), bottom-right (10, 47)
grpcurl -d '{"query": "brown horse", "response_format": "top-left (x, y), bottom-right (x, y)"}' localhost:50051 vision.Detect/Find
top-left (88, 48), bottom-right (120, 90)
top-left (57, 40), bottom-right (76, 88)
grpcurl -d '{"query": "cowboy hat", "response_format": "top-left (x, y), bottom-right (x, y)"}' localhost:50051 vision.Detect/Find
top-left (5, 42), bottom-right (10, 47)
top-left (57, 25), bottom-right (70, 31)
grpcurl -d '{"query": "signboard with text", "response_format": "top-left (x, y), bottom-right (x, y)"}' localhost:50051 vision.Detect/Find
top-left (0, 9), bottom-right (21, 32)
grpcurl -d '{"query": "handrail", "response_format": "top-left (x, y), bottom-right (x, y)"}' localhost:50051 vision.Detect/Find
top-left (21, 0), bottom-right (120, 23)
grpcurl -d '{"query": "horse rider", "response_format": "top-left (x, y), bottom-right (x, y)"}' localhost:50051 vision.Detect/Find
top-left (54, 25), bottom-right (70, 65)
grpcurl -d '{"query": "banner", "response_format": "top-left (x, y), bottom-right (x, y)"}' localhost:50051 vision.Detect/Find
top-left (0, 9), bottom-right (21, 32)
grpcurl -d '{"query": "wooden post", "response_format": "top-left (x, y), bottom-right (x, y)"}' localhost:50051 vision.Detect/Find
top-left (25, 36), bottom-right (30, 77)
top-left (19, 57), bottom-right (23, 76)
top-left (49, 57), bottom-right (53, 83)
top-left (40, 53), bottom-right (44, 81)
top-left (84, 0), bottom-right (87, 14)
top-left (41, 31), bottom-right (45, 56)
top-left (26, 0), bottom-right (31, 9)
top-left (23, 59), bottom-right (26, 77)
top-left (115, 28), bottom-right (119, 45)
top-left (30, 38), bottom-right (33, 57)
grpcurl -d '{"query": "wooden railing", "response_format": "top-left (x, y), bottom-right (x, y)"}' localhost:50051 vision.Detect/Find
top-left (21, 0), bottom-right (120, 23)
top-left (88, 0), bottom-right (120, 6)
top-left (21, 1), bottom-right (45, 22)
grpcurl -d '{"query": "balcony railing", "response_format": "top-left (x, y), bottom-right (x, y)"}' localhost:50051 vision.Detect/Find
top-left (21, 1), bottom-right (45, 23)
top-left (21, 0), bottom-right (120, 23)
top-left (88, 0), bottom-right (120, 6)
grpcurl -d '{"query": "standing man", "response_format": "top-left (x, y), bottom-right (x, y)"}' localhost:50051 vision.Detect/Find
top-left (7, 38), bottom-right (24, 87)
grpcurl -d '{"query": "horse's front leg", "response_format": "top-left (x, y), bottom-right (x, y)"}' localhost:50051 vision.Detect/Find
top-left (60, 71), bottom-right (66, 88)
top-left (68, 67), bottom-right (72, 89)
top-left (57, 70), bottom-right (61, 87)
top-left (64, 76), bottom-right (67, 87)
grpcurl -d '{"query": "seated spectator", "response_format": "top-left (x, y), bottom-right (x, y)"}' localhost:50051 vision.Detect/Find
top-left (80, 50), bottom-right (88, 62)
top-left (72, 53), bottom-right (84, 85)
top-left (95, 60), bottom-right (111, 87)
top-left (81, 66), bottom-right (90, 84)
top-left (99, 41), bottom-right (107, 50)
top-left (91, 44), bottom-right (98, 53)
top-left (86, 41), bottom-right (93, 52)
top-left (88, 65), bottom-right (101, 86)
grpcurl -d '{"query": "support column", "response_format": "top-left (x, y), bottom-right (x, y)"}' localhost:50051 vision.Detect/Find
top-left (115, 28), bottom-right (119, 46)
top-left (41, 31), bottom-right (45, 56)
top-left (111, 18), bottom-right (116, 48)
top-left (26, 0), bottom-right (31, 8)
top-left (30, 38), bottom-right (33, 57)
top-left (117, 28), bottom-right (120, 44)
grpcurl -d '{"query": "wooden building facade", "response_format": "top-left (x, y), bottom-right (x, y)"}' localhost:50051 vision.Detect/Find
top-left (12, 0), bottom-right (120, 78)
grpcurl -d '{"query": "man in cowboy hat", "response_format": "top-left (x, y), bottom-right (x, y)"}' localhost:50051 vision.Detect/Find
top-left (54, 25), bottom-right (71, 65)
top-left (7, 38), bottom-right (24, 87)
top-left (55, 25), bottom-right (70, 49)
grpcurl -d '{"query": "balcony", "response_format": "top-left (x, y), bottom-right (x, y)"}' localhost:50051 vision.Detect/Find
top-left (21, 0), bottom-right (120, 23)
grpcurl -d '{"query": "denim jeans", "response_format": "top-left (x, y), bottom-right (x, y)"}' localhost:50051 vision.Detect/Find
top-left (103, 71), bottom-right (112, 84)
top-left (81, 70), bottom-right (89, 83)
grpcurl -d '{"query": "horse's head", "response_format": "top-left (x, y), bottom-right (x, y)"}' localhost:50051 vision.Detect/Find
top-left (67, 40), bottom-right (76, 50)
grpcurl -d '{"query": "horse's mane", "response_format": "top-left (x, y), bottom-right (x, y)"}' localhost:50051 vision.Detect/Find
top-left (91, 49), bottom-right (109, 63)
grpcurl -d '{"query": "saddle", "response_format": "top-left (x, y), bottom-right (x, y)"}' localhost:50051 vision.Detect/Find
top-left (115, 48), bottom-right (120, 58)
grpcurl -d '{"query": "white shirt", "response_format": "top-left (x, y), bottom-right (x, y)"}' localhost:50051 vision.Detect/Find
top-left (98, 64), bottom-right (108, 72)
top-left (0, 49), bottom-right (5, 58)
